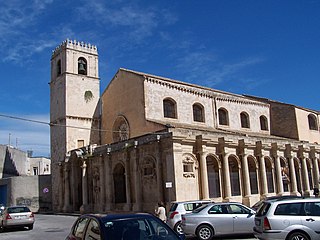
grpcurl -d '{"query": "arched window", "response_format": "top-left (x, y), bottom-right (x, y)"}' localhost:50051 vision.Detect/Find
top-left (308, 114), bottom-right (318, 130)
top-left (78, 57), bottom-right (87, 75)
top-left (265, 158), bottom-right (274, 193)
top-left (193, 103), bottom-right (205, 122)
top-left (229, 156), bottom-right (241, 196)
top-left (207, 156), bottom-right (221, 198)
top-left (294, 158), bottom-right (302, 194)
top-left (280, 158), bottom-right (289, 192)
top-left (260, 115), bottom-right (268, 131)
top-left (240, 112), bottom-right (250, 128)
top-left (306, 159), bottom-right (313, 190)
top-left (163, 98), bottom-right (177, 118)
top-left (57, 59), bottom-right (61, 76)
top-left (218, 108), bottom-right (229, 126)
top-left (248, 157), bottom-right (258, 194)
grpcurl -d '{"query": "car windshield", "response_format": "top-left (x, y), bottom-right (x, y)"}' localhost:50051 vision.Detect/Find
top-left (102, 217), bottom-right (179, 240)
top-left (7, 207), bottom-right (31, 213)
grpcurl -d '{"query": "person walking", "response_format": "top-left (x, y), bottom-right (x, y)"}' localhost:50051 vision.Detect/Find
top-left (155, 201), bottom-right (167, 222)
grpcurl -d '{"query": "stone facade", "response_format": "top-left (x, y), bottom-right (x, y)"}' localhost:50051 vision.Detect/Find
top-left (50, 39), bottom-right (100, 211)
top-left (50, 40), bottom-right (320, 214)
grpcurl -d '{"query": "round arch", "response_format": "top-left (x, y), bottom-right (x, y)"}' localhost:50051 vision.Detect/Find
top-left (206, 154), bottom-right (221, 198)
top-left (228, 154), bottom-right (241, 196)
top-left (264, 156), bottom-right (275, 194)
top-left (113, 163), bottom-right (126, 204)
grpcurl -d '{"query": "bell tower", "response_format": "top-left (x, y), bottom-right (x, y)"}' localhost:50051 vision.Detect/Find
top-left (50, 39), bottom-right (100, 211)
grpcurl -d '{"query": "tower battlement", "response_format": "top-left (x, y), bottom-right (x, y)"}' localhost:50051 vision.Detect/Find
top-left (51, 39), bottom-right (98, 58)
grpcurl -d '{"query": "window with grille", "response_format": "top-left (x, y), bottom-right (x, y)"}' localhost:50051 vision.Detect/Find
top-left (163, 98), bottom-right (177, 118)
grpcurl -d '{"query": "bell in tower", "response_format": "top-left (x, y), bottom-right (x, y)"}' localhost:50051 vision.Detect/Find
top-left (78, 57), bottom-right (87, 75)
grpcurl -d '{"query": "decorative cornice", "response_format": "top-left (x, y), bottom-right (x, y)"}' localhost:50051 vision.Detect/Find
top-left (145, 76), bottom-right (269, 108)
top-left (216, 96), bottom-right (269, 108)
top-left (145, 76), bottom-right (213, 98)
top-left (52, 39), bottom-right (98, 58)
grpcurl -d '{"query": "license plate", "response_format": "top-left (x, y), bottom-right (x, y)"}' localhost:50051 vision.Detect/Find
top-left (15, 215), bottom-right (27, 219)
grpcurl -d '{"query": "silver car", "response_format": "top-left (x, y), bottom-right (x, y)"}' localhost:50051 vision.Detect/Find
top-left (0, 206), bottom-right (35, 231)
top-left (181, 202), bottom-right (255, 240)
top-left (167, 200), bottom-right (211, 234)
top-left (254, 198), bottom-right (320, 240)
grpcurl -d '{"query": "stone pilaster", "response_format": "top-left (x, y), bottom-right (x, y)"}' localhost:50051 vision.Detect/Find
top-left (80, 160), bottom-right (89, 213)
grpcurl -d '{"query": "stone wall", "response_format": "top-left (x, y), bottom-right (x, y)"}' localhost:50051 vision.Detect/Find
top-left (0, 175), bottom-right (52, 212)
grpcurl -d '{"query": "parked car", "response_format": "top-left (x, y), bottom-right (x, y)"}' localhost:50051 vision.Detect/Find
top-left (66, 212), bottom-right (185, 240)
top-left (167, 200), bottom-right (211, 234)
top-left (251, 195), bottom-right (303, 211)
top-left (254, 197), bottom-right (320, 240)
top-left (181, 202), bottom-right (255, 240)
top-left (0, 206), bottom-right (35, 231)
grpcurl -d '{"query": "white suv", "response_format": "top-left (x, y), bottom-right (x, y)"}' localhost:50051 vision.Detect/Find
top-left (167, 200), bottom-right (211, 234)
top-left (254, 197), bottom-right (320, 240)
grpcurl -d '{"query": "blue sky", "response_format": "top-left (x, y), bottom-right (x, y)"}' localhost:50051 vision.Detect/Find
top-left (0, 0), bottom-right (319, 157)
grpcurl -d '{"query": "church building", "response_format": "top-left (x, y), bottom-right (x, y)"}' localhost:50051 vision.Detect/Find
top-left (50, 39), bottom-right (320, 213)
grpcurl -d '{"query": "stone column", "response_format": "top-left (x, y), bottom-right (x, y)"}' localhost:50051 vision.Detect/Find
top-left (313, 158), bottom-right (319, 188)
top-left (99, 156), bottom-right (106, 212)
top-left (311, 147), bottom-right (319, 189)
top-left (288, 156), bottom-right (298, 195)
top-left (105, 153), bottom-right (113, 211)
top-left (156, 140), bottom-right (165, 202)
top-left (199, 152), bottom-right (210, 199)
top-left (275, 156), bottom-right (284, 195)
top-left (222, 153), bottom-right (232, 199)
top-left (301, 157), bottom-right (311, 196)
top-left (196, 136), bottom-right (209, 200)
top-left (259, 156), bottom-right (268, 196)
top-left (80, 160), bottom-right (88, 213)
top-left (71, 160), bottom-right (77, 212)
top-left (63, 163), bottom-right (71, 212)
top-left (242, 155), bottom-right (251, 197)
top-left (285, 144), bottom-right (298, 195)
top-left (134, 147), bottom-right (142, 211)
top-left (299, 145), bottom-right (311, 196)
top-left (125, 151), bottom-right (132, 210)
top-left (58, 163), bottom-right (64, 212)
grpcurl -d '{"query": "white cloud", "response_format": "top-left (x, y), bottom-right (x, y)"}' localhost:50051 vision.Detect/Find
top-left (76, 1), bottom-right (174, 43)
top-left (175, 50), bottom-right (264, 88)
top-left (0, 0), bottom-right (54, 63)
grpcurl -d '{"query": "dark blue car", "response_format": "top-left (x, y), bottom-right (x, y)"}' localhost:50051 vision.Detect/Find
top-left (66, 212), bottom-right (185, 240)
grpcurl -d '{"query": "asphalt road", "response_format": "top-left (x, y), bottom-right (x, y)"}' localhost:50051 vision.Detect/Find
top-left (0, 213), bottom-right (78, 240)
top-left (0, 213), bottom-right (257, 240)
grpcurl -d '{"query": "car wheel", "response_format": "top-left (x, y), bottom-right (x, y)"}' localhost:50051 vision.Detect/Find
top-left (174, 221), bottom-right (183, 234)
top-left (196, 224), bottom-right (214, 240)
top-left (28, 224), bottom-right (34, 230)
top-left (288, 232), bottom-right (310, 240)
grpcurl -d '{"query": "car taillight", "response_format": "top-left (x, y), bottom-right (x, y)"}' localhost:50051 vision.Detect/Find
top-left (6, 214), bottom-right (12, 220)
top-left (263, 217), bottom-right (271, 230)
top-left (169, 211), bottom-right (178, 219)
top-left (30, 212), bottom-right (34, 218)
